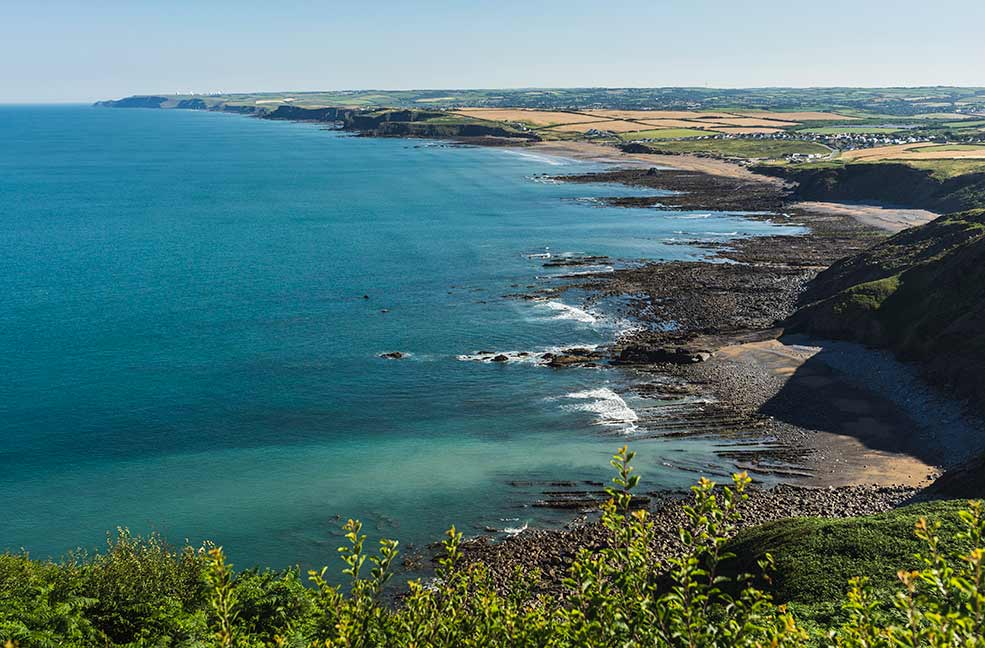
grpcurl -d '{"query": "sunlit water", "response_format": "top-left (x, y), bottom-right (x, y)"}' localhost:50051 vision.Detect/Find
top-left (0, 106), bottom-right (802, 570)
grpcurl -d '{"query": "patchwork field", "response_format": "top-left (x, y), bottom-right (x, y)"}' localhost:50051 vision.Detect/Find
top-left (452, 108), bottom-right (599, 126)
top-left (841, 143), bottom-right (985, 161)
top-left (634, 118), bottom-right (729, 129)
top-left (638, 139), bottom-right (831, 159)
top-left (714, 127), bottom-right (785, 135)
top-left (582, 109), bottom-right (736, 120)
top-left (448, 107), bottom-right (868, 138)
top-left (732, 110), bottom-right (859, 121)
top-left (616, 128), bottom-right (715, 141)
top-left (549, 120), bottom-right (665, 133)
top-left (707, 117), bottom-right (800, 128)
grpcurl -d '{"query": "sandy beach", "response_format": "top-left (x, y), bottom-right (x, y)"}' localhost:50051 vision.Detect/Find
top-left (528, 140), bottom-right (779, 182)
top-left (791, 200), bottom-right (939, 232)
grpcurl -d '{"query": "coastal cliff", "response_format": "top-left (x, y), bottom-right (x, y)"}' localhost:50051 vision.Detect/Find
top-left (95, 97), bottom-right (540, 141)
top-left (788, 208), bottom-right (985, 405)
top-left (756, 162), bottom-right (985, 213)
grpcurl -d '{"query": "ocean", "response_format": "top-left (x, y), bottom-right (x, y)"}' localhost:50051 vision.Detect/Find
top-left (0, 105), bottom-right (801, 570)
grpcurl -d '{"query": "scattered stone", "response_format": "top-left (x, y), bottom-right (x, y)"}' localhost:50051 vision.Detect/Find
top-left (379, 351), bottom-right (406, 360)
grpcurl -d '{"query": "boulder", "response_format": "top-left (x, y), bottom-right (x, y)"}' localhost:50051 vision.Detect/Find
top-left (616, 345), bottom-right (711, 365)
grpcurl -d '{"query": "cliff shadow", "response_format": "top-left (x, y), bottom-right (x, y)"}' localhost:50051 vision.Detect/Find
top-left (754, 336), bottom-right (952, 469)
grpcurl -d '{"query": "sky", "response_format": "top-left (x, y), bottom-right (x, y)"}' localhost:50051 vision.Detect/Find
top-left (1, 0), bottom-right (983, 103)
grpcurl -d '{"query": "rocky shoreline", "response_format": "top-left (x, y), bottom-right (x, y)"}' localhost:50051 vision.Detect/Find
top-left (450, 152), bottom-right (970, 582)
top-left (458, 482), bottom-right (918, 594)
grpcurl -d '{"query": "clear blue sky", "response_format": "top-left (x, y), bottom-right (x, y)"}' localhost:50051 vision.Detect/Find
top-left (2, 0), bottom-right (983, 102)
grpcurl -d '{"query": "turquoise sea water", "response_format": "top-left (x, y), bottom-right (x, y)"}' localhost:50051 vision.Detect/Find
top-left (0, 106), bottom-right (801, 570)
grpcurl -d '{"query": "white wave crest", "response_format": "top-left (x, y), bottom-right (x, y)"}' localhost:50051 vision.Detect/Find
top-left (540, 301), bottom-right (597, 324)
top-left (501, 149), bottom-right (568, 166)
top-left (503, 522), bottom-right (529, 535)
top-left (563, 387), bottom-right (639, 430)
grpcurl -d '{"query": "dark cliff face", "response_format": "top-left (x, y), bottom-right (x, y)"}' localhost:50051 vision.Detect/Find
top-left (370, 121), bottom-right (539, 140)
top-left (789, 209), bottom-right (985, 407)
top-left (175, 98), bottom-right (209, 110)
top-left (757, 163), bottom-right (985, 213)
top-left (218, 104), bottom-right (261, 115)
top-left (264, 105), bottom-right (349, 122)
top-left (95, 100), bottom-right (540, 140)
top-left (926, 452), bottom-right (985, 498)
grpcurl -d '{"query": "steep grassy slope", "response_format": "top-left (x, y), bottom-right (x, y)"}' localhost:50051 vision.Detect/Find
top-left (723, 500), bottom-right (972, 638)
top-left (789, 209), bottom-right (985, 404)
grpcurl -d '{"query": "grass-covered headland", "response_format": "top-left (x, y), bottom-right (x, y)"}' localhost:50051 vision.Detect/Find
top-left (2, 448), bottom-right (983, 647)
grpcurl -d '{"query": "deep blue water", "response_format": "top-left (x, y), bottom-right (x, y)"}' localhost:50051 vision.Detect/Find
top-left (0, 105), bottom-right (801, 570)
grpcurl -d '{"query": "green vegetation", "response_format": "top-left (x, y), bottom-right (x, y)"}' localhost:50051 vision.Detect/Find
top-left (616, 128), bottom-right (711, 141)
top-left (640, 138), bottom-right (830, 159)
top-left (801, 126), bottom-right (903, 135)
top-left (833, 275), bottom-right (901, 314)
top-left (3, 448), bottom-right (984, 647)
top-left (902, 159), bottom-right (985, 179)
top-left (722, 500), bottom-right (976, 642)
top-left (945, 120), bottom-right (985, 128)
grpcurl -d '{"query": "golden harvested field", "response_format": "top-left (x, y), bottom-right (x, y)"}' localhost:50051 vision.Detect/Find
top-left (712, 127), bottom-right (785, 135)
top-left (733, 110), bottom-right (858, 121)
top-left (636, 119), bottom-right (727, 129)
top-left (841, 143), bottom-right (985, 161)
top-left (452, 109), bottom-right (600, 126)
top-left (583, 109), bottom-right (735, 120)
top-left (709, 117), bottom-right (800, 128)
top-left (453, 107), bottom-right (866, 136)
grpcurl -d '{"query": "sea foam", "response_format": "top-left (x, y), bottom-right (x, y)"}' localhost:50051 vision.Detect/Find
top-left (540, 301), bottom-right (598, 324)
top-left (563, 387), bottom-right (639, 431)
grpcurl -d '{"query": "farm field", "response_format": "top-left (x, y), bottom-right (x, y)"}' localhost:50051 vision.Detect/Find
top-left (460, 108), bottom-right (870, 138)
top-left (452, 108), bottom-right (600, 126)
top-left (801, 126), bottom-right (903, 135)
top-left (617, 128), bottom-right (715, 141)
top-left (638, 138), bottom-right (831, 159)
top-left (581, 109), bottom-right (736, 120)
top-left (842, 143), bottom-right (985, 161)
top-left (713, 127), bottom-right (785, 134)
top-left (633, 118), bottom-right (730, 128)
top-left (548, 120), bottom-right (664, 133)
top-left (731, 110), bottom-right (859, 121)
top-left (705, 116), bottom-right (800, 128)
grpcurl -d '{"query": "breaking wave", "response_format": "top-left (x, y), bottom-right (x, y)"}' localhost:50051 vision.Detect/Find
top-left (562, 387), bottom-right (639, 431)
